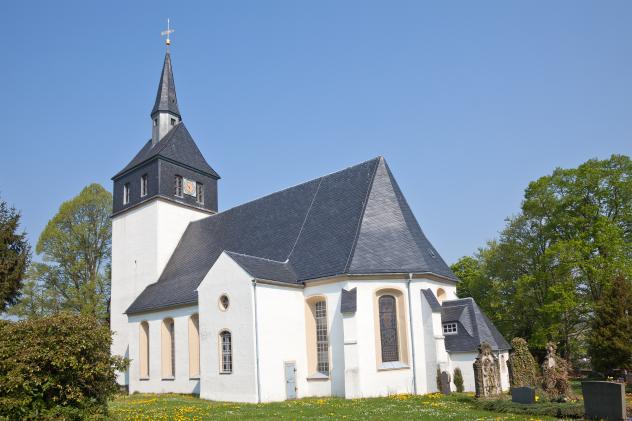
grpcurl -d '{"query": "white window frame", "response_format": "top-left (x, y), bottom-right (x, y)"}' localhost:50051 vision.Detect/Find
top-left (140, 174), bottom-right (148, 197)
top-left (443, 322), bottom-right (458, 335)
top-left (314, 300), bottom-right (329, 375)
top-left (219, 330), bottom-right (232, 374)
top-left (123, 183), bottom-right (130, 205)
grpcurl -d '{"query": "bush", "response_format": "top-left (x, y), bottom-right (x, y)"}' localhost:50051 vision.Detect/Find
top-left (453, 367), bottom-right (464, 392)
top-left (508, 337), bottom-right (538, 388)
top-left (474, 397), bottom-right (584, 418)
top-left (0, 313), bottom-right (127, 420)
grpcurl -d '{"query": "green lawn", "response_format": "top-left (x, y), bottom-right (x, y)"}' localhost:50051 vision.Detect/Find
top-left (109, 392), bottom-right (569, 420)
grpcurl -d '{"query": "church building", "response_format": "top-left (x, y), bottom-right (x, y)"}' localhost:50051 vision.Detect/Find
top-left (110, 47), bottom-right (510, 402)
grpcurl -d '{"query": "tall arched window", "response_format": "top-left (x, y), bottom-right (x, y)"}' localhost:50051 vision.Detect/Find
top-left (188, 315), bottom-right (200, 378)
top-left (219, 330), bottom-right (232, 374)
top-left (162, 318), bottom-right (175, 378)
top-left (139, 321), bottom-right (150, 379)
top-left (379, 295), bottom-right (399, 362)
top-left (314, 300), bottom-right (329, 375)
top-left (305, 296), bottom-right (330, 377)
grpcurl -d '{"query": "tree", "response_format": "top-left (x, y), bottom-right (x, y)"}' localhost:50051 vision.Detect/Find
top-left (453, 155), bottom-right (632, 361)
top-left (10, 184), bottom-right (112, 322)
top-left (0, 197), bottom-right (30, 311)
top-left (588, 275), bottom-right (632, 375)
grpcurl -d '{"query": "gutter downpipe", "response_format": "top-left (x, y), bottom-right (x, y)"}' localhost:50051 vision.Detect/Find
top-left (407, 273), bottom-right (418, 395)
top-left (253, 280), bottom-right (262, 403)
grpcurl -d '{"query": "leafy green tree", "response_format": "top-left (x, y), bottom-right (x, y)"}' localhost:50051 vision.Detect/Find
top-left (0, 198), bottom-right (30, 311)
top-left (588, 275), bottom-right (632, 374)
top-left (10, 184), bottom-right (112, 321)
top-left (453, 155), bottom-right (632, 360)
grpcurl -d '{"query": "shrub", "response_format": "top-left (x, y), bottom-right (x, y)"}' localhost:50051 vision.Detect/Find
top-left (453, 367), bottom-right (464, 392)
top-left (0, 313), bottom-right (128, 420)
top-left (507, 337), bottom-right (538, 388)
top-left (473, 397), bottom-right (584, 418)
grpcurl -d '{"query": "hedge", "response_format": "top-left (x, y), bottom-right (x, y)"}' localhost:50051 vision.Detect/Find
top-left (0, 313), bottom-right (127, 420)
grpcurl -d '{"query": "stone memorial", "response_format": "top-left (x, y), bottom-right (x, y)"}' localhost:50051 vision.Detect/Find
top-left (582, 381), bottom-right (626, 420)
top-left (540, 342), bottom-right (573, 401)
top-left (473, 341), bottom-right (501, 398)
top-left (439, 371), bottom-right (451, 395)
top-left (511, 386), bottom-right (536, 404)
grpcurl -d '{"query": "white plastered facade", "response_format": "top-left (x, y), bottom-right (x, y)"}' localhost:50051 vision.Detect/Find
top-left (117, 250), bottom-right (510, 401)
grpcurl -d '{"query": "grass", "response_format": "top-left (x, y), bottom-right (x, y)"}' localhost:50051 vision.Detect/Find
top-left (109, 392), bottom-right (570, 420)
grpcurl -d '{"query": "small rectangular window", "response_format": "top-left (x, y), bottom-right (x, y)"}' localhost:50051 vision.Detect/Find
top-left (170, 118), bottom-right (176, 126)
top-left (123, 183), bottom-right (130, 205)
top-left (443, 322), bottom-right (458, 335)
top-left (174, 175), bottom-right (183, 197)
top-left (153, 118), bottom-right (158, 127)
top-left (140, 174), bottom-right (148, 197)
top-left (196, 183), bottom-right (204, 204)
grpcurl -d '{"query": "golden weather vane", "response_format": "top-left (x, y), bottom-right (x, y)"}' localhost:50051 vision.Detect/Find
top-left (161, 18), bottom-right (175, 46)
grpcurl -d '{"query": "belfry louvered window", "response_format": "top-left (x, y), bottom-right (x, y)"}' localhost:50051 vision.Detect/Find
top-left (140, 174), bottom-right (148, 197)
top-left (174, 175), bottom-right (183, 197)
top-left (315, 300), bottom-right (329, 375)
top-left (220, 330), bottom-right (232, 374)
top-left (379, 295), bottom-right (399, 362)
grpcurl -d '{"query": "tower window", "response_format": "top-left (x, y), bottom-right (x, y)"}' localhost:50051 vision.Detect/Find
top-left (153, 118), bottom-right (158, 127)
top-left (140, 174), bottom-right (148, 197)
top-left (174, 175), bottom-right (183, 197)
top-left (196, 183), bottom-right (204, 204)
top-left (170, 118), bottom-right (176, 126)
top-left (123, 183), bottom-right (130, 205)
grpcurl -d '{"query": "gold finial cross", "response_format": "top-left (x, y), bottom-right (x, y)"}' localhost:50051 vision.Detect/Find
top-left (161, 19), bottom-right (175, 46)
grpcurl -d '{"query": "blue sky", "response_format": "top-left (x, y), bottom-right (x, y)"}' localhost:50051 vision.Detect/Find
top-left (1, 1), bottom-right (631, 264)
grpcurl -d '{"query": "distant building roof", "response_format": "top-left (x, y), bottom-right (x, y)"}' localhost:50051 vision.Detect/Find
top-left (441, 297), bottom-right (510, 352)
top-left (127, 157), bottom-right (457, 314)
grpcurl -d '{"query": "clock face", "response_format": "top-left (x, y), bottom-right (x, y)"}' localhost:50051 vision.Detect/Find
top-left (183, 178), bottom-right (197, 196)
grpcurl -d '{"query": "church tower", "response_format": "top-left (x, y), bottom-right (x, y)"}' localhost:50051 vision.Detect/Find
top-left (110, 40), bottom-right (219, 386)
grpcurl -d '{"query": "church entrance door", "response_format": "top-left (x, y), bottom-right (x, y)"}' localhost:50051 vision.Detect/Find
top-left (284, 361), bottom-right (297, 399)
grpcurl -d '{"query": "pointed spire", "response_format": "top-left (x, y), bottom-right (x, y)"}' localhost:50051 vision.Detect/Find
top-left (151, 52), bottom-right (181, 118)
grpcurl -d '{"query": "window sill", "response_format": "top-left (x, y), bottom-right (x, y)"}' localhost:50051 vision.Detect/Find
top-left (189, 376), bottom-right (200, 380)
top-left (219, 372), bottom-right (232, 375)
top-left (378, 362), bottom-right (410, 371)
top-left (161, 377), bottom-right (175, 381)
top-left (139, 377), bottom-right (150, 381)
top-left (307, 372), bottom-right (330, 381)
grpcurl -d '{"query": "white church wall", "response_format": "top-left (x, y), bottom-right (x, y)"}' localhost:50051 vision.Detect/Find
top-left (255, 283), bottom-right (310, 401)
top-left (498, 350), bottom-right (510, 391)
top-left (111, 198), bottom-right (209, 385)
top-left (197, 253), bottom-right (258, 403)
top-left (127, 305), bottom-right (200, 394)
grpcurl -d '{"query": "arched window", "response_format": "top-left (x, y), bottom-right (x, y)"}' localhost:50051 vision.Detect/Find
top-left (139, 321), bottom-right (149, 379)
top-left (305, 296), bottom-right (330, 377)
top-left (188, 315), bottom-right (200, 378)
top-left (379, 295), bottom-right (399, 362)
top-left (162, 318), bottom-right (175, 378)
top-left (436, 288), bottom-right (446, 303)
top-left (314, 300), bottom-right (329, 375)
top-left (219, 330), bottom-right (232, 374)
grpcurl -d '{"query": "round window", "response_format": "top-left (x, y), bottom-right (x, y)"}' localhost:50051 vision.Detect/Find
top-left (219, 294), bottom-right (230, 311)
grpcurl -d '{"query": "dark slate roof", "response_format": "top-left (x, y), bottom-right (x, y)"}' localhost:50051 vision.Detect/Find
top-left (126, 157), bottom-right (457, 314)
top-left (112, 123), bottom-right (219, 179)
top-left (151, 52), bottom-right (180, 118)
top-left (421, 289), bottom-right (442, 312)
top-left (340, 288), bottom-right (357, 313)
top-left (441, 298), bottom-right (511, 352)
top-left (225, 252), bottom-right (297, 284)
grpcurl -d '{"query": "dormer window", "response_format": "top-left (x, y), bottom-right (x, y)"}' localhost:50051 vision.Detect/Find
top-left (123, 183), bottom-right (130, 205)
top-left (196, 183), bottom-right (204, 204)
top-left (174, 175), bottom-right (183, 197)
top-left (140, 174), bottom-right (148, 197)
top-left (443, 323), bottom-right (458, 335)
top-left (170, 118), bottom-right (176, 126)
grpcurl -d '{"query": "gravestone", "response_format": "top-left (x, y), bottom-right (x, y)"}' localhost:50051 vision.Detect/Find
top-left (439, 371), bottom-right (451, 395)
top-left (473, 341), bottom-right (501, 398)
top-left (540, 342), bottom-right (573, 400)
top-left (511, 386), bottom-right (536, 404)
top-left (582, 381), bottom-right (625, 420)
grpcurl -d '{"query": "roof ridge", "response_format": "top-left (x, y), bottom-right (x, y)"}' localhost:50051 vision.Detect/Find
top-left (342, 157), bottom-right (381, 273)
top-left (200, 157), bottom-right (382, 220)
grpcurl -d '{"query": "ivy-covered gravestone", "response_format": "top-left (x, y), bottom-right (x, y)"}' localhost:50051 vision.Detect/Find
top-left (540, 342), bottom-right (574, 401)
top-left (473, 342), bottom-right (501, 397)
top-left (507, 337), bottom-right (538, 388)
